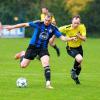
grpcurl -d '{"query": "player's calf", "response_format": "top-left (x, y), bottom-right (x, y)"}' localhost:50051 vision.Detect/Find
top-left (44, 66), bottom-right (53, 89)
top-left (71, 68), bottom-right (80, 84)
top-left (53, 44), bottom-right (60, 56)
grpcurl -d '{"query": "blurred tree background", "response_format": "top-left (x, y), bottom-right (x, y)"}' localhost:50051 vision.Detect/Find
top-left (0, 0), bottom-right (100, 37)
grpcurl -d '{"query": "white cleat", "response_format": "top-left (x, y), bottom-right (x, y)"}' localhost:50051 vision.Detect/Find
top-left (46, 85), bottom-right (54, 89)
top-left (46, 81), bottom-right (54, 89)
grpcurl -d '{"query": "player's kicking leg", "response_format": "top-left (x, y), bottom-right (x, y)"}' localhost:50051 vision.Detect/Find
top-left (14, 51), bottom-right (25, 60)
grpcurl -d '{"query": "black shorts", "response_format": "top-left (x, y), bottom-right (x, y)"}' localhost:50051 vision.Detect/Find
top-left (24, 44), bottom-right (49, 60)
top-left (66, 45), bottom-right (83, 58)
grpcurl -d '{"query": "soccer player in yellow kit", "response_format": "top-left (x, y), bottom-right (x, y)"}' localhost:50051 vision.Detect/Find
top-left (59, 15), bottom-right (86, 84)
top-left (41, 7), bottom-right (60, 56)
top-left (41, 7), bottom-right (56, 25)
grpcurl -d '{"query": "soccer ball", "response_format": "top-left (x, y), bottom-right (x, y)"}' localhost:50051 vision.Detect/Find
top-left (16, 77), bottom-right (27, 88)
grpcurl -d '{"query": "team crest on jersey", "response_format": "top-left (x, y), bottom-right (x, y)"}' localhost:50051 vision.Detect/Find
top-left (39, 32), bottom-right (49, 40)
top-left (49, 29), bottom-right (53, 33)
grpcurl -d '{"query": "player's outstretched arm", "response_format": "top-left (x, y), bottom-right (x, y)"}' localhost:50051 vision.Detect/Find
top-left (59, 35), bottom-right (77, 42)
top-left (5, 23), bottom-right (29, 31)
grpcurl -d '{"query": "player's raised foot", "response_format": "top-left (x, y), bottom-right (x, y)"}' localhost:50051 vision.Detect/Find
top-left (46, 81), bottom-right (54, 89)
top-left (14, 51), bottom-right (25, 60)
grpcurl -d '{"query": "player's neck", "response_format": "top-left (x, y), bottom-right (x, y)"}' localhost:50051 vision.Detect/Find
top-left (71, 24), bottom-right (78, 29)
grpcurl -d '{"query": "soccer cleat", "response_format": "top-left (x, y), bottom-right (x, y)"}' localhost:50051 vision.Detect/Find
top-left (56, 48), bottom-right (60, 57)
top-left (46, 85), bottom-right (54, 89)
top-left (71, 69), bottom-right (77, 79)
top-left (46, 81), bottom-right (54, 89)
top-left (15, 51), bottom-right (25, 60)
top-left (71, 69), bottom-right (80, 85)
top-left (74, 77), bottom-right (80, 84)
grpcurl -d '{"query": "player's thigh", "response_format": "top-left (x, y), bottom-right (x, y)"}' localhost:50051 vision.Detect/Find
top-left (24, 45), bottom-right (37, 60)
top-left (66, 46), bottom-right (78, 58)
top-left (40, 55), bottom-right (50, 67)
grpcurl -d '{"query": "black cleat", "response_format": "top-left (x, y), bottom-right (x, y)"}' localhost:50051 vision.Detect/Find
top-left (71, 69), bottom-right (80, 85)
top-left (75, 77), bottom-right (80, 84)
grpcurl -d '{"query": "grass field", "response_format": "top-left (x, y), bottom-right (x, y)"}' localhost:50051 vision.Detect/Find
top-left (0, 38), bottom-right (100, 100)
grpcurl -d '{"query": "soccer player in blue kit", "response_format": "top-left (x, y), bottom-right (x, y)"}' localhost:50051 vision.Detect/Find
top-left (6, 13), bottom-right (76, 89)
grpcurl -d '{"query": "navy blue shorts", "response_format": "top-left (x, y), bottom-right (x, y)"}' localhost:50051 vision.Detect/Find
top-left (24, 44), bottom-right (49, 60)
top-left (66, 45), bottom-right (83, 58)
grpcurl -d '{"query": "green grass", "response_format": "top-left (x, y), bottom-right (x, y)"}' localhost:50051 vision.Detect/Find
top-left (0, 38), bottom-right (100, 100)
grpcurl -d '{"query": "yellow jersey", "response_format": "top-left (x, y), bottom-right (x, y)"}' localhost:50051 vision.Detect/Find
top-left (40, 13), bottom-right (56, 23)
top-left (59, 24), bottom-right (86, 47)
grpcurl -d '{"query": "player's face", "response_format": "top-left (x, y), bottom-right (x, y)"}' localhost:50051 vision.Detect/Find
top-left (44, 16), bottom-right (52, 26)
top-left (72, 18), bottom-right (80, 28)
top-left (42, 8), bottom-right (48, 14)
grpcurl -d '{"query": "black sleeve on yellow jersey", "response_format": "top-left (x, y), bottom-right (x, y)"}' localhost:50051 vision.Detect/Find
top-left (66, 25), bottom-right (71, 29)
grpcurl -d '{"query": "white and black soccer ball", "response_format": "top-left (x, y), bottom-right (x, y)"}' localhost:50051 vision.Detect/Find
top-left (16, 77), bottom-right (27, 88)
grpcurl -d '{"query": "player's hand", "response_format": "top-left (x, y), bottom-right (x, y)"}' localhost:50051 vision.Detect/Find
top-left (71, 37), bottom-right (77, 41)
top-left (5, 25), bottom-right (14, 31)
top-left (76, 33), bottom-right (86, 41)
top-left (76, 33), bottom-right (81, 38)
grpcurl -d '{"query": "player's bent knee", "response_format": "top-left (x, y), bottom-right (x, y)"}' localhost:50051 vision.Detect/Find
top-left (76, 54), bottom-right (83, 63)
top-left (41, 60), bottom-right (49, 67)
top-left (20, 63), bottom-right (27, 68)
top-left (41, 55), bottom-right (49, 67)
top-left (78, 57), bottom-right (83, 63)
top-left (43, 61), bottom-right (49, 66)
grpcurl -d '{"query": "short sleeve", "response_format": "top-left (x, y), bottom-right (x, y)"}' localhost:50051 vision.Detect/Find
top-left (59, 25), bottom-right (67, 34)
top-left (28, 21), bottom-right (38, 28)
top-left (53, 27), bottom-right (62, 38)
top-left (79, 24), bottom-right (86, 36)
